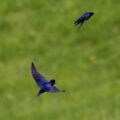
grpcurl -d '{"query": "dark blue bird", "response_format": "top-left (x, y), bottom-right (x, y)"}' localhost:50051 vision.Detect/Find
top-left (31, 62), bottom-right (65, 96)
top-left (74, 12), bottom-right (94, 27)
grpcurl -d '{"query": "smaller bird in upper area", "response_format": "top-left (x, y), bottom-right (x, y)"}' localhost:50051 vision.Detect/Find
top-left (31, 62), bottom-right (65, 96)
top-left (74, 12), bottom-right (94, 27)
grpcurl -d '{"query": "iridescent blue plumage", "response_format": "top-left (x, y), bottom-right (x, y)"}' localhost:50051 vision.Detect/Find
top-left (74, 12), bottom-right (94, 27)
top-left (31, 62), bottom-right (65, 96)
top-left (31, 63), bottom-right (47, 86)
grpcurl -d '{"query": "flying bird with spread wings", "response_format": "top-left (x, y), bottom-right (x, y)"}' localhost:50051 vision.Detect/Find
top-left (74, 12), bottom-right (94, 27)
top-left (31, 62), bottom-right (65, 96)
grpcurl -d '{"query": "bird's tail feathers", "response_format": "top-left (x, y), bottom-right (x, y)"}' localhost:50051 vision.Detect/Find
top-left (37, 89), bottom-right (45, 96)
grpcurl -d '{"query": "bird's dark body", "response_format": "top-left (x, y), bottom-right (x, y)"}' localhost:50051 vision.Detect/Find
top-left (74, 12), bottom-right (94, 26)
top-left (37, 84), bottom-right (51, 96)
top-left (31, 63), bottom-right (65, 96)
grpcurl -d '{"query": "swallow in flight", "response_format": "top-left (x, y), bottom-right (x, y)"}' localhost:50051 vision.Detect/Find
top-left (31, 62), bottom-right (65, 96)
top-left (74, 12), bottom-right (94, 27)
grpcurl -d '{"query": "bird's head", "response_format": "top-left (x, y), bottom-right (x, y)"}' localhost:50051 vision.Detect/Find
top-left (49, 79), bottom-right (56, 86)
top-left (89, 12), bottom-right (94, 16)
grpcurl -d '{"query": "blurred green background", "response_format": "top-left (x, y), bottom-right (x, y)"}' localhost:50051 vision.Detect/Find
top-left (0, 0), bottom-right (120, 120)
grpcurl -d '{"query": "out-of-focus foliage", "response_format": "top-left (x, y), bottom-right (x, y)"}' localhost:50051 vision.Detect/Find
top-left (0, 0), bottom-right (120, 120)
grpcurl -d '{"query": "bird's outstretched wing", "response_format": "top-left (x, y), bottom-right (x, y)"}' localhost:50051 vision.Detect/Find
top-left (74, 15), bottom-right (85, 25)
top-left (49, 86), bottom-right (61, 92)
top-left (31, 62), bottom-right (48, 87)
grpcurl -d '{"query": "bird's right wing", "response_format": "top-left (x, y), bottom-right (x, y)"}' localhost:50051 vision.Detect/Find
top-left (31, 62), bottom-right (48, 87)
top-left (49, 86), bottom-right (61, 92)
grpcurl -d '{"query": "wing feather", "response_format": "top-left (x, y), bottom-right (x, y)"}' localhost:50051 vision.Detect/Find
top-left (31, 62), bottom-right (48, 86)
top-left (49, 86), bottom-right (61, 92)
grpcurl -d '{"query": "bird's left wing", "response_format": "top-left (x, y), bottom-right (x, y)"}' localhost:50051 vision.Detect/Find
top-left (31, 62), bottom-right (48, 87)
